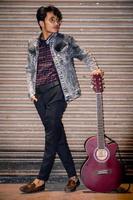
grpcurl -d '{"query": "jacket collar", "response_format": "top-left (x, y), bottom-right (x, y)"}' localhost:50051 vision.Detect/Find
top-left (38, 32), bottom-right (57, 44)
top-left (30, 32), bottom-right (58, 51)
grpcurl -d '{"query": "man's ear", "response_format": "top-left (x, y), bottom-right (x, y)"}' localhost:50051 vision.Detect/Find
top-left (39, 21), bottom-right (44, 29)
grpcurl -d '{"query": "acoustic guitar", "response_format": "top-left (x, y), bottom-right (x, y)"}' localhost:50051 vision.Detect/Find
top-left (80, 73), bottom-right (122, 192)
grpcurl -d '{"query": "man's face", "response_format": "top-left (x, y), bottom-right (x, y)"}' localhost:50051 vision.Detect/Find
top-left (40, 12), bottom-right (61, 33)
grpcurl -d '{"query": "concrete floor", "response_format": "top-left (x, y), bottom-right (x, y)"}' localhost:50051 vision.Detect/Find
top-left (0, 183), bottom-right (133, 200)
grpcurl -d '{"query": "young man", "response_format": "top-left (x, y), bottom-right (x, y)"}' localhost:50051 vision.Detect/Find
top-left (20, 6), bottom-right (103, 193)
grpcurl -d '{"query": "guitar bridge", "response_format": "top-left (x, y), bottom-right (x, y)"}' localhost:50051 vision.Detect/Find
top-left (96, 169), bottom-right (112, 175)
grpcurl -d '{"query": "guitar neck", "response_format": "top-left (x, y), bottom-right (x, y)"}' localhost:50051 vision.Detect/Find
top-left (96, 93), bottom-right (105, 149)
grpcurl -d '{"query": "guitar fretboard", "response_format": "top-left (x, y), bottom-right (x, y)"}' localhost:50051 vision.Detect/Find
top-left (96, 93), bottom-right (105, 149)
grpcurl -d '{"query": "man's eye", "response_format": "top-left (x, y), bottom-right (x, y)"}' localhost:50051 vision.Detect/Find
top-left (50, 18), bottom-right (56, 22)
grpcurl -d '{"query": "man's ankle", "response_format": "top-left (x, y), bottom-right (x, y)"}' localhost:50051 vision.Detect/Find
top-left (69, 176), bottom-right (78, 182)
top-left (33, 178), bottom-right (45, 186)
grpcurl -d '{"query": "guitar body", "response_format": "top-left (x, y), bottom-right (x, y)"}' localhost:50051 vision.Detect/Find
top-left (80, 136), bottom-right (122, 192)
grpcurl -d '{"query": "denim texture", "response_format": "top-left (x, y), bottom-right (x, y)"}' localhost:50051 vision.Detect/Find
top-left (26, 32), bottom-right (97, 102)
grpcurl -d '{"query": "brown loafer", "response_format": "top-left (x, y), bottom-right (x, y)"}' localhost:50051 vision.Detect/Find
top-left (19, 181), bottom-right (45, 193)
top-left (64, 179), bottom-right (80, 192)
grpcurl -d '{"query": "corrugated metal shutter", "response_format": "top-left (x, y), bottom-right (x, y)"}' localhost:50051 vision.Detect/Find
top-left (0, 0), bottom-right (133, 182)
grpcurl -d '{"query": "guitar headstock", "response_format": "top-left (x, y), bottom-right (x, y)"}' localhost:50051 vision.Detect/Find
top-left (91, 73), bottom-right (104, 93)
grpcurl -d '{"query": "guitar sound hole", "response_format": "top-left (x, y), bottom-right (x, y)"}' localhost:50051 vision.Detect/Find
top-left (94, 148), bottom-right (110, 162)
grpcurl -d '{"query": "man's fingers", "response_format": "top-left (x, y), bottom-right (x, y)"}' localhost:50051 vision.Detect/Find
top-left (31, 95), bottom-right (38, 102)
top-left (91, 68), bottom-right (104, 76)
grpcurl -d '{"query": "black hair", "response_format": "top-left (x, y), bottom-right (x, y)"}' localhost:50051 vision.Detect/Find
top-left (36, 6), bottom-right (62, 29)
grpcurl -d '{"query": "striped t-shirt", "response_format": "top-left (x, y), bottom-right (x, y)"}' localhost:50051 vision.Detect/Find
top-left (36, 38), bottom-right (59, 87)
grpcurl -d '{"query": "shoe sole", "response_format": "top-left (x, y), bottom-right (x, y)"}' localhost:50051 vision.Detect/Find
top-left (19, 186), bottom-right (45, 193)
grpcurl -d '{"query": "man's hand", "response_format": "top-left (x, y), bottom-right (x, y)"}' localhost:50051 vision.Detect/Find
top-left (31, 95), bottom-right (38, 102)
top-left (91, 67), bottom-right (104, 77)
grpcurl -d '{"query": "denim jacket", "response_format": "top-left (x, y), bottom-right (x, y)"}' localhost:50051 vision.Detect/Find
top-left (26, 32), bottom-right (97, 102)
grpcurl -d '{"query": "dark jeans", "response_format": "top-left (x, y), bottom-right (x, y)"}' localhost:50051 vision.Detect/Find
top-left (34, 81), bottom-right (77, 181)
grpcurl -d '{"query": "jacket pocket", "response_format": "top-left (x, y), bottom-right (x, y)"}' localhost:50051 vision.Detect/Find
top-left (54, 41), bottom-right (68, 52)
